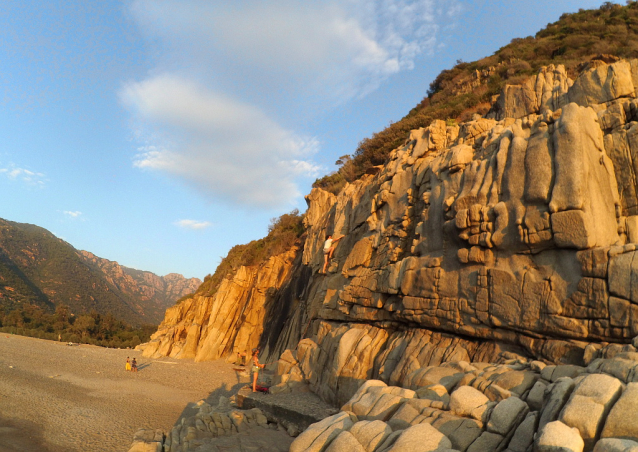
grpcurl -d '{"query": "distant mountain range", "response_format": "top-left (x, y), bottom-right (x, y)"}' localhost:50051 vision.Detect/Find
top-left (0, 218), bottom-right (201, 325)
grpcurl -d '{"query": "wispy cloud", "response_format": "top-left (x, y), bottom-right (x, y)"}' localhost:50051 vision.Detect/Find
top-left (0, 164), bottom-right (46, 186)
top-left (124, 0), bottom-right (454, 207)
top-left (63, 210), bottom-right (82, 218)
top-left (122, 75), bottom-right (321, 207)
top-left (175, 219), bottom-right (212, 230)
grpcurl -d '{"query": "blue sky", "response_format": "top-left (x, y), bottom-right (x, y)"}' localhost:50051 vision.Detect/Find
top-left (0, 0), bottom-right (607, 279)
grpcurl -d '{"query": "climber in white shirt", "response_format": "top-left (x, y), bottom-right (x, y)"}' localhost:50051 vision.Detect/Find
top-left (322, 234), bottom-right (344, 274)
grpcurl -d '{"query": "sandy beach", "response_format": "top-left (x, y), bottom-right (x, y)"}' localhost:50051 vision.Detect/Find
top-left (0, 334), bottom-right (248, 452)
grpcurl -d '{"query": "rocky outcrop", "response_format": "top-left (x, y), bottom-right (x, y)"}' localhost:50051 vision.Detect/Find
top-left (235, 59), bottom-right (638, 410)
top-left (79, 251), bottom-right (201, 324)
top-left (129, 397), bottom-right (293, 452)
top-left (288, 345), bottom-right (638, 452)
top-left (148, 58), bottom-right (638, 374)
top-left (142, 58), bottom-right (638, 415)
top-left (135, 57), bottom-right (638, 452)
top-left (139, 248), bottom-right (299, 361)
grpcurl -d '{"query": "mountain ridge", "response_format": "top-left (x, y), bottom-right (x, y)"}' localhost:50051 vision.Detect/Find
top-left (0, 217), bottom-right (201, 325)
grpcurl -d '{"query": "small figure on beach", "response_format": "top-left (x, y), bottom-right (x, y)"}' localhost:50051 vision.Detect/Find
top-left (126, 357), bottom-right (131, 371)
top-left (236, 351), bottom-right (247, 366)
top-left (251, 348), bottom-right (265, 392)
top-left (321, 234), bottom-right (344, 274)
top-left (131, 358), bottom-right (138, 372)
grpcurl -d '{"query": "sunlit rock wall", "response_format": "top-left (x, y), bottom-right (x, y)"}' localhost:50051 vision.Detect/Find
top-left (146, 60), bottom-right (638, 407)
top-left (140, 249), bottom-right (298, 362)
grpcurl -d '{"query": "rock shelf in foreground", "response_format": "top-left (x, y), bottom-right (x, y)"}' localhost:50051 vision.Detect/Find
top-left (286, 346), bottom-right (638, 452)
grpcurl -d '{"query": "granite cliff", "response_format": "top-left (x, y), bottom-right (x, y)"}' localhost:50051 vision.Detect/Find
top-left (138, 57), bottom-right (638, 452)
top-left (132, 56), bottom-right (638, 452)
top-left (144, 56), bottom-right (638, 373)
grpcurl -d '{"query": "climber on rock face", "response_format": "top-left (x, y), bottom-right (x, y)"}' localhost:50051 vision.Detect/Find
top-left (321, 234), bottom-right (344, 274)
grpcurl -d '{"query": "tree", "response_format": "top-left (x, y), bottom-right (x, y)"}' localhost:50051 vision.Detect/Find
top-left (55, 304), bottom-right (70, 323)
top-left (4, 309), bottom-right (24, 328)
top-left (74, 315), bottom-right (96, 338)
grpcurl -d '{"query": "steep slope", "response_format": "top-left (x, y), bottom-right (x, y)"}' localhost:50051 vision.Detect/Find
top-left (141, 210), bottom-right (306, 360)
top-left (0, 218), bottom-right (200, 325)
top-left (315, 1), bottom-right (638, 195)
top-left (133, 5), bottom-right (638, 451)
top-left (78, 251), bottom-right (201, 324)
top-left (145, 57), bottom-right (638, 400)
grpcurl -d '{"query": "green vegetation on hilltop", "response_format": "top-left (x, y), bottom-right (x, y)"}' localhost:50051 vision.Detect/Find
top-left (314, 1), bottom-right (638, 195)
top-left (0, 218), bottom-right (172, 325)
top-left (0, 303), bottom-right (155, 348)
top-left (191, 209), bottom-right (304, 300)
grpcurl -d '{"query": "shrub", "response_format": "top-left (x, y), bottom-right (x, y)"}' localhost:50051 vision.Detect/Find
top-left (197, 209), bottom-right (305, 298)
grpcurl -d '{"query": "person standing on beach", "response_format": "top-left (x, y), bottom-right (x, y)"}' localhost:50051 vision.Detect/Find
top-left (131, 358), bottom-right (138, 372)
top-left (126, 357), bottom-right (131, 371)
top-left (251, 349), bottom-right (265, 392)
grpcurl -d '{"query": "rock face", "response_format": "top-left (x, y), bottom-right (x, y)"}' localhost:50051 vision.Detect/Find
top-left (128, 397), bottom-right (293, 452)
top-left (148, 58), bottom-right (638, 409)
top-left (140, 249), bottom-right (299, 361)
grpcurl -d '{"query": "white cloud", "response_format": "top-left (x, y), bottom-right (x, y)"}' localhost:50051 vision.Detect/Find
top-left (63, 211), bottom-right (82, 218)
top-left (0, 164), bottom-right (46, 186)
top-left (175, 219), bottom-right (212, 230)
top-left (124, 0), bottom-right (454, 207)
top-left (122, 75), bottom-right (321, 207)
top-left (129, 0), bottom-right (443, 102)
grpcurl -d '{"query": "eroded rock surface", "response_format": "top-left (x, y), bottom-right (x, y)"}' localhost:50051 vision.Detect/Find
top-left (288, 354), bottom-right (638, 452)
top-left (139, 249), bottom-right (299, 362)
top-left (134, 57), bottom-right (638, 452)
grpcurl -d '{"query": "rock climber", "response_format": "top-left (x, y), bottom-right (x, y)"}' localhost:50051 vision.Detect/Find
top-left (322, 234), bottom-right (344, 274)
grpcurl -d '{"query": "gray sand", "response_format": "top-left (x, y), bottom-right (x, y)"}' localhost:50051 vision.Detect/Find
top-left (0, 334), bottom-right (247, 452)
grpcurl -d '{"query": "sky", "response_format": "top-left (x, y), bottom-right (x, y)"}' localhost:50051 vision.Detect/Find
top-left (0, 0), bottom-right (609, 279)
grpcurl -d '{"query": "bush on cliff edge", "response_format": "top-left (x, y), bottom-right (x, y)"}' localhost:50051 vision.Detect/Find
top-left (194, 209), bottom-right (305, 299)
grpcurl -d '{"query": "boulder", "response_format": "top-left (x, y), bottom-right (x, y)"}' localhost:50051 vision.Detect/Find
top-left (349, 420), bottom-right (393, 452)
top-left (290, 411), bottom-right (358, 452)
top-left (535, 420), bottom-right (585, 452)
top-left (559, 373), bottom-right (623, 450)
top-left (325, 431), bottom-right (366, 452)
top-left (506, 412), bottom-right (538, 452)
top-left (593, 438), bottom-right (638, 452)
top-left (487, 396), bottom-right (529, 436)
top-left (538, 377), bottom-right (576, 431)
top-left (383, 423), bottom-right (453, 452)
top-left (527, 380), bottom-right (549, 412)
top-left (450, 386), bottom-right (492, 421)
top-left (601, 383), bottom-right (638, 441)
top-left (467, 431), bottom-right (504, 452)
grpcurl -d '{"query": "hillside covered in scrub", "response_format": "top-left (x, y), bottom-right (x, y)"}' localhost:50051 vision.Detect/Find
top-left (314, 0), bottom-right (638, 195)
top-left (0, 218), bottom-right (200, 326)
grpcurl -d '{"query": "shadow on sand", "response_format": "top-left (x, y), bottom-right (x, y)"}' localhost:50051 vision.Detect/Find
top-left (0, 416), bottom-right (57, 452)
